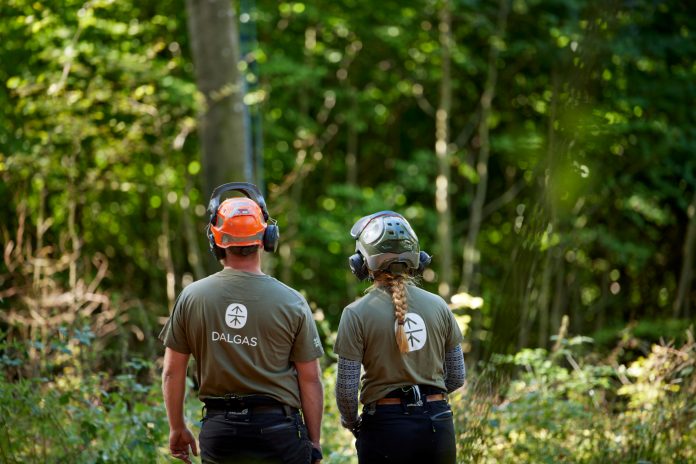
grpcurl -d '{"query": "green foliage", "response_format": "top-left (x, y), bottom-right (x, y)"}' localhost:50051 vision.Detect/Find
top-left (0, 347), bottom-right (172, 463)
top-left (453, 332), bottom-right (696, 463)
top-left (2, 0), bottom-right (695, 362)
top-left (1, 0), bottom-right (696, 461)
top-left (2, 329), bottom-right (693, 463)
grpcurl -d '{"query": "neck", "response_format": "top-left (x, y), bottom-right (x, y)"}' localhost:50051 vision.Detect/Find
top-left (222, 252), bottom-right (263, 275)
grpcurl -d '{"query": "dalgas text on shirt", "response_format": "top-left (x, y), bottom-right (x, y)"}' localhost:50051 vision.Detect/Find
top-left (211, 331), bottom-right (258, 347)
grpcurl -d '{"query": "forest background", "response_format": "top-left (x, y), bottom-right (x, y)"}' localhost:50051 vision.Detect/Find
top-left (1, 0), bottom-right (695, 462)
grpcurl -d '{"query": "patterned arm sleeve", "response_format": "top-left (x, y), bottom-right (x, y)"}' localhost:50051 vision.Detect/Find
top-left (335, 356), bottom-right (361, 429)
top-left (443, 344), bottom-right (466, 393)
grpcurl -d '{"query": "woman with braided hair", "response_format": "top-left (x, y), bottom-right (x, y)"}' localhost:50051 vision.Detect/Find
top-left (334, 211), bottom-right (466, 463)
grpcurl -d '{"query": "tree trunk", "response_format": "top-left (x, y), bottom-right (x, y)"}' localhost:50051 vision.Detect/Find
top-left (435, 0), bottom-right (453, 299)
top-left (550, 255), bottom-right (566, 336)
top-left (673, 190), bottom-right (696, 318)
top-left (186, 0), bottom-right (250, 199)
top-left (517, 258), bottom-right (538, 349)
top-left (346, 95), bottom-right (359, 301)
top-left (460, 0), bottom-right (509, 294)
top-left (538, 70), bottom-right (560, 348)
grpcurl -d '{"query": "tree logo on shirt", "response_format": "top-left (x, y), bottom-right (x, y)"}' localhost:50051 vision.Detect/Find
top-left (394, 313), bottom-right (427, 351)
top-left (225, 303), bottom-right (248, 329)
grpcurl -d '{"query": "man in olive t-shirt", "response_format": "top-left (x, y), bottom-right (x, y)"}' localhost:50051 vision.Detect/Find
top-left (160, 268), bottom-right (323, 408)
top-left (160, 188), bottom-right (324, 464)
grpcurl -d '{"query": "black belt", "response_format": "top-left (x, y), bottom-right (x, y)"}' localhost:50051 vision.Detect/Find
top-left (376, 394), bottom-right (446, 405)
top-left (384, 385), bottom-right (444, 399)
top-left (204, 404), bottom-right (298, 416)
top-left (203, 395), bottom-right (298, 416)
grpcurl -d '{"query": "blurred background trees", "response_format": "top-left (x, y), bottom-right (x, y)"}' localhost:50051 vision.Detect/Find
top-left (2, 0), bottom-right (695, 366)
top-left (1, 0), bottom-right (695, 461)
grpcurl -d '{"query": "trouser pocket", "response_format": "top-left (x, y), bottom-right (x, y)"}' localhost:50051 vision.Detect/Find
top-left (429, 408), bottom-right (456, 464)
top-left (430, 409), bottom-right (453, 422)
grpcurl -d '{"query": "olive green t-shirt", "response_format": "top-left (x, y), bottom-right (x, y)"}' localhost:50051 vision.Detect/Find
top-left (334, 285), bottom-right (462, 405)
top-left (158, 268), bottom-right (324, 408)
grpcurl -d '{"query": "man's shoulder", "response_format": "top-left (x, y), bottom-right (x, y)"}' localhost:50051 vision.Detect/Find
top-left (263, 277), bottom-right (308, 306)
top-left (180, 274), bottom-right (218, 296)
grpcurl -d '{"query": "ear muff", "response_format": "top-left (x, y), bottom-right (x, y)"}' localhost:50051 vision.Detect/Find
top-left (349, 252), bottom-right (370, 281)
top-left (207, 225), bottom-right (217, 256)
top-left (206, 182), bottom-right (280, 255)
top-left (417, 251), bottom-right (432, 275)
top-left (263, 223), bottom-right (280, 253)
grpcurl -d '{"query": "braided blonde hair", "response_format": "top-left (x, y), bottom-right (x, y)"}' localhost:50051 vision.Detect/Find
top-left (373, 272), bottom-right (411, 353)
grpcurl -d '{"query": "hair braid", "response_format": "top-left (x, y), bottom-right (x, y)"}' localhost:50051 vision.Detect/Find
top-left (382, 274), bottom-right (409, 353)
top-left (370, 272), bottom-right (415, 353)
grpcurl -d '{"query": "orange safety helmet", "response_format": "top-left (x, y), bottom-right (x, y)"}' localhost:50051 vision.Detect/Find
top-left (210, 197), bottom-right (267, 248)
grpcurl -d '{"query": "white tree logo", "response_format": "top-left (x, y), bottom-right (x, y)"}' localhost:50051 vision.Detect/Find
top-left (225, 303), bottom-right (248, 329)
top-left (394, 313), bottom-right (427, 351)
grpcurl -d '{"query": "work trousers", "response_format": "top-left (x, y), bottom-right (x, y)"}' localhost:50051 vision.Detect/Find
top-left (199, 409), bottom-right (312, 464)
top-left (356, 400), bottom-right (456, 464)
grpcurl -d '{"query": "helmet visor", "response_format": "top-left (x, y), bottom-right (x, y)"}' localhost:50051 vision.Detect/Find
top-left (350, 210), bottom-right (403, 239)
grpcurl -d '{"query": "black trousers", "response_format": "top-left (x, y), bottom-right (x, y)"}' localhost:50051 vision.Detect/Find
top-left (199, 409), bottom-right (312, 464)
top-left (356, 401), bottom-right (456, 464)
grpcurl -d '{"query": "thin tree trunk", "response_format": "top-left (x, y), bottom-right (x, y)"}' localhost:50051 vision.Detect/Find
top-left (538, 248), bottom-right (553, 347)
top-left (550, 255), bottom-right (566, 336)
top-left (460, 0), bottom-right (509, 294)
top-left (67, 153), bottom-right (79, 295)
top-left (186, 0), bottom-right (250, 199)
top-left (280, 151), bottom-right (307, 286)
top-left (538, 70), bottom-right (560, 348)
top-left (182, 193), bottom-right (207, 282)
top-left (517, 259), bottom-right (538, 349)
top-left (673, 190), bottom-right (696, 318)
top-left (346, 97), bottom-right (359, 301)
top-left (435, 0), bottom-right (453, 298)
top-left (160, 203), bottom-right (176, 311)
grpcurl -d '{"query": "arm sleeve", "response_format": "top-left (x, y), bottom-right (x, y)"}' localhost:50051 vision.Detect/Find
top-left (335, 356), bottom-right (361, 429)
top-left (443, 344), bottom-right (466, 393)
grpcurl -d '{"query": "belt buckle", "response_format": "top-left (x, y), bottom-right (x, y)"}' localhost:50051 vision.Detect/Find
top-left (403, 385), bottom-right (423, 407)
top-left (222, 393), bottom-right (249, 416)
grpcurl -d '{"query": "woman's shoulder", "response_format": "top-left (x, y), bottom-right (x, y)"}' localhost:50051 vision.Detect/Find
top-left (407, 285), bottom-right (448, 307)
top-left (343, 289), bottom-right (388, 313)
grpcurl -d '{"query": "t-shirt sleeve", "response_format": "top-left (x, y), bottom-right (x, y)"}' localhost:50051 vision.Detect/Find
top-left (289, 298), bottom-right (324, 362)
top-left (444, 303), bottom-right (463, 350)
top-left (333, 307), bottom-right (364, 362)
top-left (158, 292), bottom-right (192, 354)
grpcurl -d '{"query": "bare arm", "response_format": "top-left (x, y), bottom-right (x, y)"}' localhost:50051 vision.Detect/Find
top-left (335, 357), bottom-right (361, 429)
top-left (162, 347), bottom-right (198, 464)
top-left (295, 358), bottom-right (324, 453)
top-left (443, 344), bottom-right (466, 393)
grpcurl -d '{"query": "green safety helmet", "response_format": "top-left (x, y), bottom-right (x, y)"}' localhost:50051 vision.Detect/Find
top-left (349, 211), bottom-right (425, 280)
